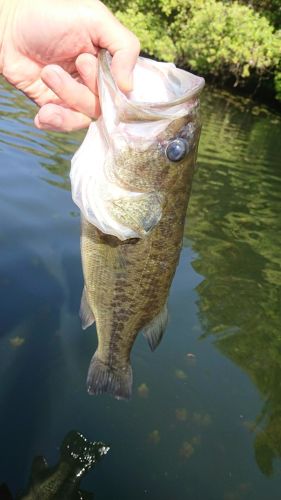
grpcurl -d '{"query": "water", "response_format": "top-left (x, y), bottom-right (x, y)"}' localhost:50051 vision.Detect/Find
top-left (0, 77), bottom-right (280, 500)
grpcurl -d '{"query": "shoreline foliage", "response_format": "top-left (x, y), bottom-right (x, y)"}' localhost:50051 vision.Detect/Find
top-left (106, 0), bottom-right (281, 103)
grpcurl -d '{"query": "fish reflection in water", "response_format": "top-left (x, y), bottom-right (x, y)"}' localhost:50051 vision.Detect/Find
top-left (0, 431), bottom-right (109, 500)
top-left (71, 50), bottom-right (204, 400)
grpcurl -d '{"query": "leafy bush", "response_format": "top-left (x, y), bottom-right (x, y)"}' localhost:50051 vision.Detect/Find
top-left (106, 0), bottom-right (281, 102)
top-left (236, 0), bottom-right (281, 29)
top-left (173, 1), bottom-right (280, 83)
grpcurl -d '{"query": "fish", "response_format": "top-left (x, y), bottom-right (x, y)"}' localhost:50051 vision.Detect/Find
top-left (15, 431), bottom-right (109, 499)
top-left (70, 50), bottom-right (204, 400)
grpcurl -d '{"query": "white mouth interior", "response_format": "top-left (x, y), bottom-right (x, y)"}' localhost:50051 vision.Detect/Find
top-left (128, 60), bottom-right (180, 103)
top-left (126, 58), bottom-right (203, 106)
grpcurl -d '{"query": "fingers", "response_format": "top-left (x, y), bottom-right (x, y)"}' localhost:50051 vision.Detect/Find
top-left (88, 4), bottom-right (140, 92)
top-left (37, 57), bottom-right (100, 131)
top-left (110, 45), bottom-right (140, 92)
top-left (75, 53), bottom-right (99, 96)
top-left (34, 103), bottom-right (92, 132)
top-left (41, 63), bottom-right (100, 118)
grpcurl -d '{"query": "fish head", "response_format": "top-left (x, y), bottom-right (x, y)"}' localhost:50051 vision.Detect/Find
top-left (111, 113), bottom-right (201, 194)
top-left (70, 51), bottom-right (204, 240)
top-left (103, 112), bottom-right (201, 237)
top-left (100, 51), bottom-right (204, 238)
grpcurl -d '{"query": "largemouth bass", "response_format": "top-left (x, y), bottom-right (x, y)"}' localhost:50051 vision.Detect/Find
top-left (71, 50), bottom-right (204, 400)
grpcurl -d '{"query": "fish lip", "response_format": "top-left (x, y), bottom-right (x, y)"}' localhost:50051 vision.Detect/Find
top-left (98, 49), bottom-right (205, 118)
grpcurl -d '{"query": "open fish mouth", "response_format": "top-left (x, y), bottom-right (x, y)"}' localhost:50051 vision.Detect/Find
top-left (70, 50), bottom-right (204, 241)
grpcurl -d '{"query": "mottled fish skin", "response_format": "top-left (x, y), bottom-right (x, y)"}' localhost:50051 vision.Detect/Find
top-left (82, 109), bottom-right (202, 399)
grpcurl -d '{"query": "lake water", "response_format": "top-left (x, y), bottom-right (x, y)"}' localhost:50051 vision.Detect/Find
top-left (0, 77), bottom-right (281, 500)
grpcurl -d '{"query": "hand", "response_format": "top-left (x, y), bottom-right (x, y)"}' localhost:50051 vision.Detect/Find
top-left (0, 0), bottom-right (140, 131)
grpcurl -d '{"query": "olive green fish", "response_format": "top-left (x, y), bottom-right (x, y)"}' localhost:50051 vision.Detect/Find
top-left (71, 50), bottom-right (204, 399)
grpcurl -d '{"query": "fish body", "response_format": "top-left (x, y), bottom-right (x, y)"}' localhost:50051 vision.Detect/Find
top-left (71, 50), bottom-right (204, 399)
top-left (18, 431), bottom-right (109, 500)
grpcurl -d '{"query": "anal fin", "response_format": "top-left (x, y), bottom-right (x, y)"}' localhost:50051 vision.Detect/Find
top-left (143, 303), bottom-right (168, 351)
top-left (80, 287), bottom-right (95, 330)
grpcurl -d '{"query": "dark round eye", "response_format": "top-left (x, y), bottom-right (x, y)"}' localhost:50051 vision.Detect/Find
top-left (165, 138), bottom-right (188, 162)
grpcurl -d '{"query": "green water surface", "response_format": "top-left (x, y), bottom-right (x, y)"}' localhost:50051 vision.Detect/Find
top-left (0, 77), bottom-right (281, 500)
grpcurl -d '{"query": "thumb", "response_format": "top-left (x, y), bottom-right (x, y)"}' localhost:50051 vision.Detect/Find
top-left (111, 45), bottom-right (140, 93)
top-left (87, 3), bottom-right (140, 93)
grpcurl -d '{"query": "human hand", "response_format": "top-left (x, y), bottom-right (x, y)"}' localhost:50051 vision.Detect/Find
top-left (0, 0), bottom-right (140, 131)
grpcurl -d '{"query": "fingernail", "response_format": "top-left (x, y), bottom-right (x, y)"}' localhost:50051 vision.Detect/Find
top-left (40, 113), bottom-right (62, 129)
top-left (126, 74), bottom-right (133, 91)
top-left (119, 73), bottom-right (133, 93)
top-left (50, 114), bottom-right (63, 128)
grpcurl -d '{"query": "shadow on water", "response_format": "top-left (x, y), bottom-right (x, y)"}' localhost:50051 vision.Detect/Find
top-left (186, 90), bottom-right (281, 476)
top-left (0, 430), bottom-right (109, 499)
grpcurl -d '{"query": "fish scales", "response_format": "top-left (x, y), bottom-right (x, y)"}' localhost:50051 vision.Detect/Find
top-left (71, 50), bottom-right (204, 399)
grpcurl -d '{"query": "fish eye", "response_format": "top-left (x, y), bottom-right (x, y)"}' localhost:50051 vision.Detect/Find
top-left (165, 138), bottom-right (188, 162)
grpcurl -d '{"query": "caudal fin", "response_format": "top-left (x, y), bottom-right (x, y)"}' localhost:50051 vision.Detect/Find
top-left (87, 353), bottom-right (132, 400)
top-left (60, 430), bottom-right (109, 473)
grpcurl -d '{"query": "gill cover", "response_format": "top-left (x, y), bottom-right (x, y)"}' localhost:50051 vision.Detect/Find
top-left (70, 50), bottom-right (204, 240)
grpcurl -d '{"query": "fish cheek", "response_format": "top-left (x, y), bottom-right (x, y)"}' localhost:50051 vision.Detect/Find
top-left (114, 147), bottom-right (169, 192)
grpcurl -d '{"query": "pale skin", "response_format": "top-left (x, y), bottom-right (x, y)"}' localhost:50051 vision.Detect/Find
top-left (0, 0), bottom-right (140, 131)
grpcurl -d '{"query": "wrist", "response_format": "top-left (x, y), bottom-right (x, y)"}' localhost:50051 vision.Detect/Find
top-left (0, 0), bottom-right (17, 75)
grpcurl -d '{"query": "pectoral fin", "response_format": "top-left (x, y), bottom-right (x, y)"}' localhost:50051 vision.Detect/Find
top-left (80, 288), bottom-right (95, 330)
top-left (143, 303), bottom-right (168, 351)
top-left (110, 192), bottom-right (163, 237)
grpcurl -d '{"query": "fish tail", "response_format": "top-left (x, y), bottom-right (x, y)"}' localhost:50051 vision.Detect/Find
top-left (60, 431), bottom-right (109, 473)
top-left (87, 353), bottom-right (133, 400)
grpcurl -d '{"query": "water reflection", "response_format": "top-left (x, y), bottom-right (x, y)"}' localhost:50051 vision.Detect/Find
top-left (1, 430), bottom-right (109, 499)
top-left (1, 76), bottom-right (281, 497)
top-left (187, 90), bottom-right (281, 475)
top-left (0, 247), bottom-right (63, 339)
top-left (0, 76), bottom-right (82, 191)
